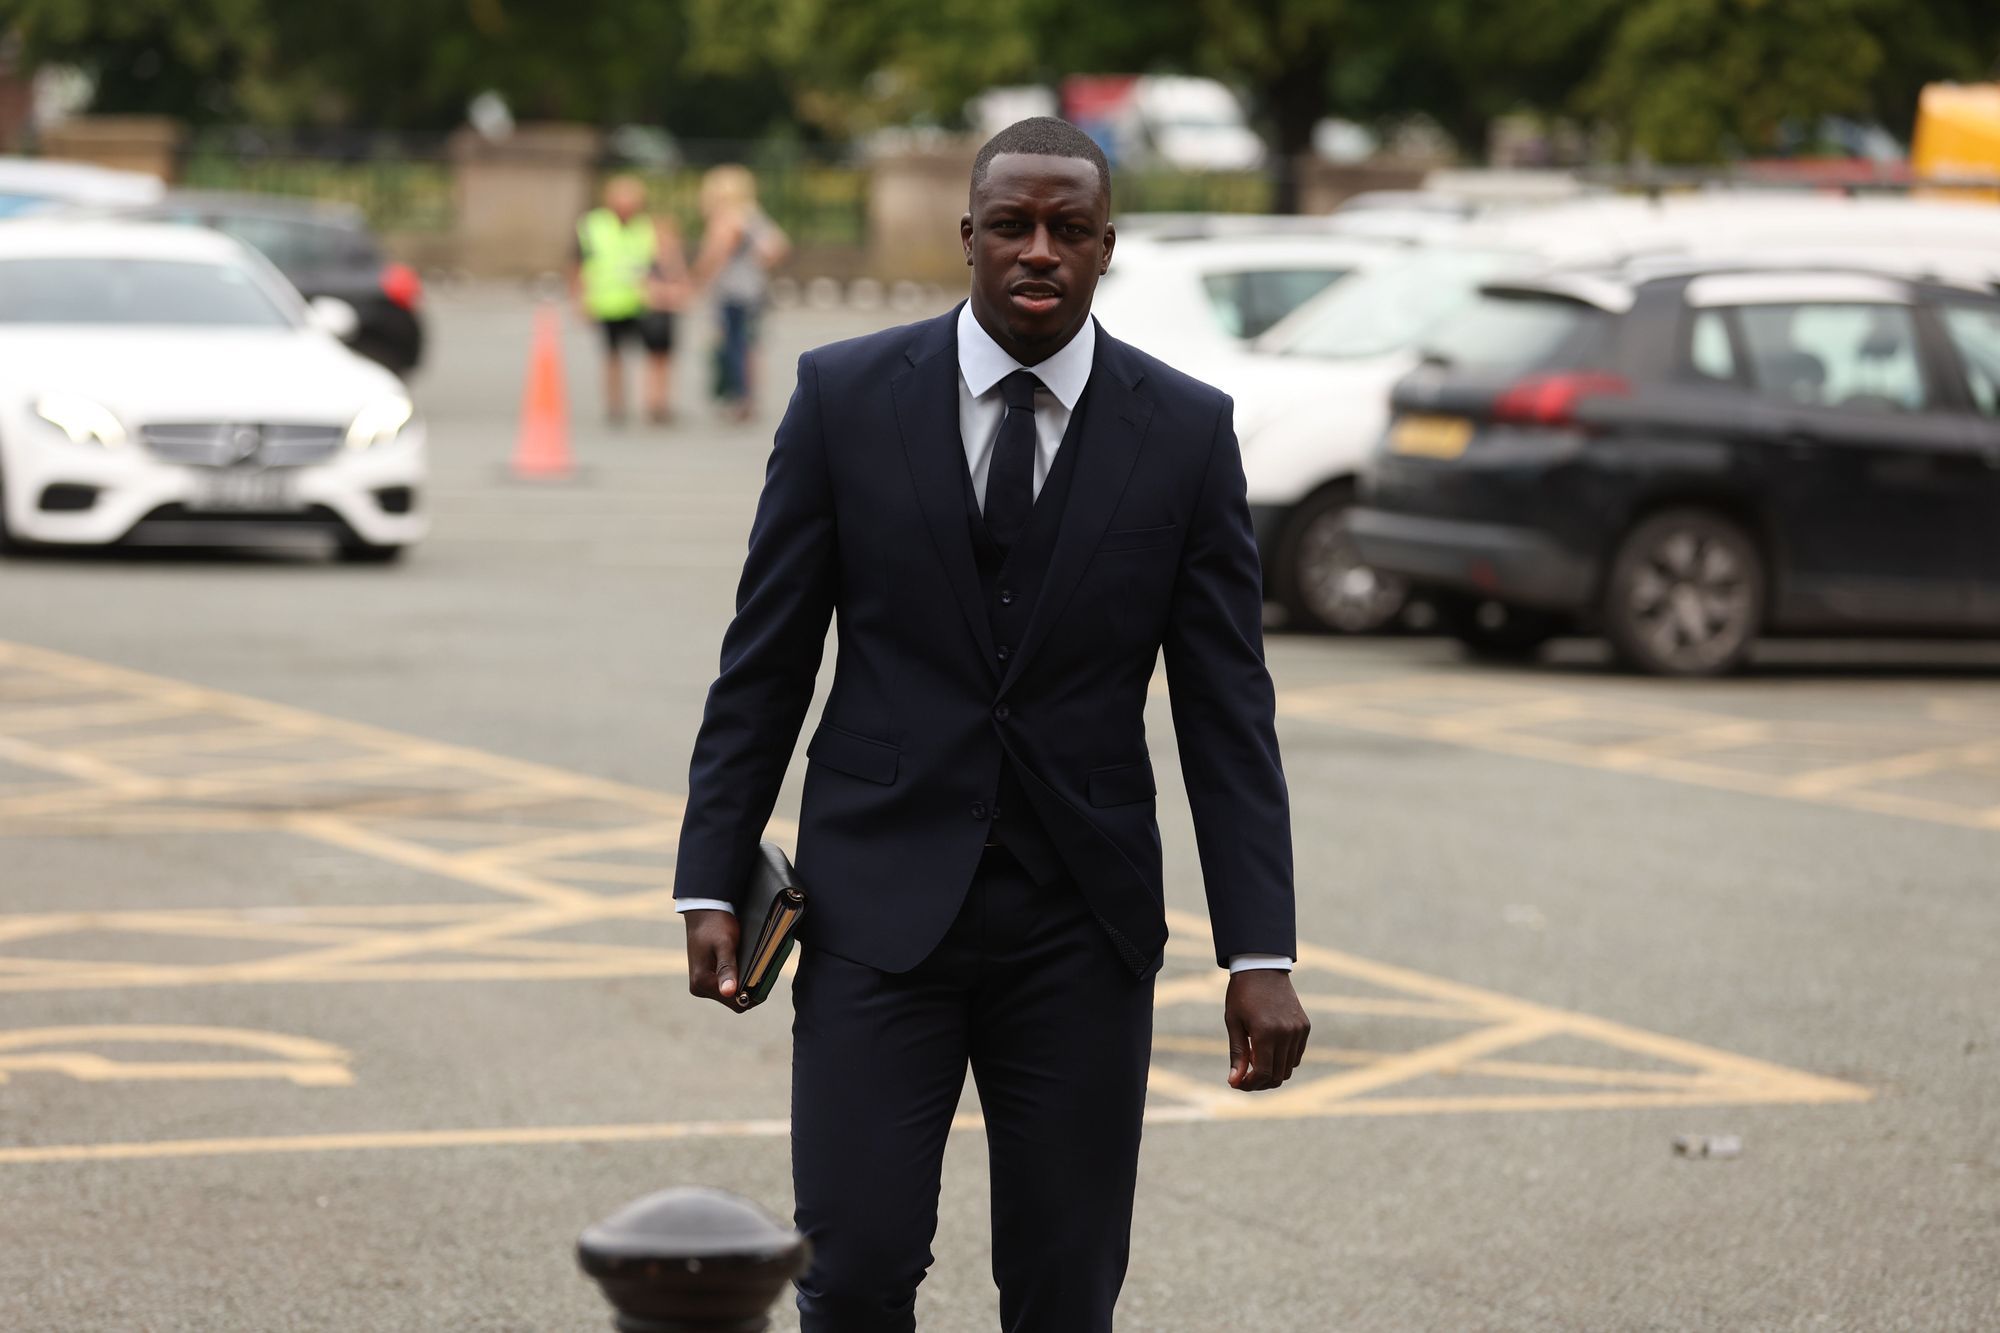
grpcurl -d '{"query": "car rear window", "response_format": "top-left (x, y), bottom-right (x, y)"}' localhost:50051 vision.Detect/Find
top-left (214, 215), bottom-right (378, 272)
top-left (0, 257), bottom-right (294, 327)
top-left (1418, 293), bottom-right (1610, 373)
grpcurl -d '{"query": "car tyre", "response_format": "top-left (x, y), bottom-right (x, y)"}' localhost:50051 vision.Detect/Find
top-left (1436, 595), bottom-right (1562, 661)
top-left (1273, 484), bottom-right (1408, 634)
top-left (338, 539), bottom-right (407, 565)
top-left (1602, 508), bottom-right (1763, 677)
top-left (0, 478), bottom-right (21, 556)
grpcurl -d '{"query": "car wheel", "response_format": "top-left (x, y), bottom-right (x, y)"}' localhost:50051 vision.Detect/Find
top-left (0, 477), bottom-right (20, 555)
top-left (1602, 509), bottom-right (1763, 677)
top-left (338, 540), bottom-right (407, 565)
top-left (1274, 485), bottom-right (1408, 634)
top-left (1436, 595), bottom-right (1562, 661)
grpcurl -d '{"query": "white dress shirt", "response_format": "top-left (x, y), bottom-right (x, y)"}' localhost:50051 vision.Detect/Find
top-left (955, 299), bottom-right (1094, 508)
top-left (680, 305), bottom-right (1291, 975)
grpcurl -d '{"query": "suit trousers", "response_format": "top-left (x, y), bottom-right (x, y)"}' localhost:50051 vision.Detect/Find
top-left (791, 844), bottom-right (1157, 1332)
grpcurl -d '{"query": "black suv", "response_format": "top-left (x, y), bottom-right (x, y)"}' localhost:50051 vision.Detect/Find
top-left (116, 192), bottom-right (425, 375)
top-left (1348, 263), bottom-right (2000, 675)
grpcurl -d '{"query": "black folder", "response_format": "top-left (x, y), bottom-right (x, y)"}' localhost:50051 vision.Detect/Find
top-left (732, 841), bottom-right (807, 1011)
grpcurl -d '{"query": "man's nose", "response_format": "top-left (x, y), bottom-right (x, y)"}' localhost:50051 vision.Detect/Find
top-left (1020, 224), bottom-right (1059, 268)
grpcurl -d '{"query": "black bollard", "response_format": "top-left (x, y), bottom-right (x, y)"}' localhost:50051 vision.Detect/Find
top-left (577, 1187), bottom-right (810, 1333)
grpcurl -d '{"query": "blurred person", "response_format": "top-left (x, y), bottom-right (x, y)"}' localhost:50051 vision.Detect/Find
top-left (572, 174), bottom-right (689, 424)
top-left (693, 164), bottom-right (789, 421)
top-left (675, 118), bottom-right (1308, 1331)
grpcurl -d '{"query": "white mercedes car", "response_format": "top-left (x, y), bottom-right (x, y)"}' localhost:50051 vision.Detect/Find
top-left (0, 221), bottom-right (425, 560)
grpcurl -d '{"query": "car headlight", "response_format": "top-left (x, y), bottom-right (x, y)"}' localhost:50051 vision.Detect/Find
top-left (33, 394), bottom-right (128, 448)
top-left (345, 397), bottom-right (415, 451)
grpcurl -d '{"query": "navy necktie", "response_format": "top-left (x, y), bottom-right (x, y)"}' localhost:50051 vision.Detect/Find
top-left (984, 370), bottom-right (1041, 550)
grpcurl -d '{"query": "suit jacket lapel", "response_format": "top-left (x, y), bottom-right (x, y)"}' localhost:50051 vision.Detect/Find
top-left (891, 313), bottom-right (1000, 675)
top-left (999, 333), bottom-right (1153, 694)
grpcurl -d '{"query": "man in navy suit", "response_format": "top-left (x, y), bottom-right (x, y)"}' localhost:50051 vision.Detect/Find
top-left (676, 117), bottom-right (1309, 1332)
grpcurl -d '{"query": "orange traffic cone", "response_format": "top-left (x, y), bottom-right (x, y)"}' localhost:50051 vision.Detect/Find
top-left (512, 303), bottom-right (574, 480)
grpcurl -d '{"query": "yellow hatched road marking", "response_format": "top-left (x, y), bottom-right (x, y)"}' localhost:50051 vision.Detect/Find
top-left (0, 640), bottom-right (1871, 1165)
top-left (0, 1026), bottom-right (353, 1089)
top-left (1275, 672), bottom-right (2000, 833)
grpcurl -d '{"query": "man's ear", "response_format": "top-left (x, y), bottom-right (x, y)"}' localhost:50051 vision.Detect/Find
top-left (1099, 222), bottom-right (1116, 275)
top-left (960, 212), bottom-right (974, 265)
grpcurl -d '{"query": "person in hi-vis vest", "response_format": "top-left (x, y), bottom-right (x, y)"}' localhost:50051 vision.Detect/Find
top-left (571, 174), bottom-right (689, 425)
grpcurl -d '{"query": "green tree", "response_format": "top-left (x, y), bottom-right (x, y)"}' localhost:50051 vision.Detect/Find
top-left (1856, 0), bottom-right (2000, 141)
top-left (15, 0), bottom-right (2000, 171)
top-left (7, 0), bottom-right (799, 135)
top-left (8, 0), bottom-right (275, 124)
top-left (1580, 0), bottom-right (1886, 162)
top-left (1339, 0), bottom-right (1622, 160)
top-left (683, 0), bottom-right (1039, 136)
top-left (1187, 0), bottom-right (1345, 195)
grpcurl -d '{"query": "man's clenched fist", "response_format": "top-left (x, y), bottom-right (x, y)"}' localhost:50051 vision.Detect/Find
top-left (684, 909), bottom-right (743, 1008)
top-left (1223, 970), bottom-right (1311, 1091)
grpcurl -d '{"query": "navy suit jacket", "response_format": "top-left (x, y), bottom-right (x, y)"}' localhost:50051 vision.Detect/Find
top-left (675, 307), bottom-right (1295, 976)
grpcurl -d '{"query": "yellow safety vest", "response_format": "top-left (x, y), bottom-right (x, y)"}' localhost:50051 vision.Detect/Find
top-left (577, 208), bottom-right (657, 321)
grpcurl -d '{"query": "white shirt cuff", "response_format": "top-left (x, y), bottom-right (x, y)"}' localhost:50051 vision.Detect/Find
top-left (1227, 953), bottom-right (1293, 973)
top-left (675, 902), bottom-right (1289, 972)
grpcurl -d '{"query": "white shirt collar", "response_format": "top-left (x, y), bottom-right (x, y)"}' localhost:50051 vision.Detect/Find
top-left (956, 301), bottom-right (1096, 411)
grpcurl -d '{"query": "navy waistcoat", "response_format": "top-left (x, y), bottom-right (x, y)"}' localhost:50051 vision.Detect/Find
top-left (963, 385), bottom-right (1088, 887)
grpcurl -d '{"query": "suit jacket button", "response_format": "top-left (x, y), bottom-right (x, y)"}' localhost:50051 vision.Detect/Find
top-left (970, 801), bottom-right (988, 820)
top-left (996, 645), bottom-right (1010, 661)
top-left (992, 704), bottom-right (1010, 722)
top-left (999, 589), bottom-right (1015, 605)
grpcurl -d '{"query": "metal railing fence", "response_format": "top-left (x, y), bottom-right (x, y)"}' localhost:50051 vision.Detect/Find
top-left (178, 128), bottom-right (456, 234)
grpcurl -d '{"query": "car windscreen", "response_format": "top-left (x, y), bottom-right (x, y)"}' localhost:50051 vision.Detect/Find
top-left (0, 257), bottom-right (295, 327)
top-left (1418, 292), bottom-right (1612, 373)
top-left (1262, 248), bottom-right (1519, 359)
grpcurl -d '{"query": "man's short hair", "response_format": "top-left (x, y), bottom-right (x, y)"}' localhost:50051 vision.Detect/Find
top-left (970, 117), bottom-right (1112, 207)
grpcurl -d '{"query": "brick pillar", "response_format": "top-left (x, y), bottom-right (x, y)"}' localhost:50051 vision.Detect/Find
top-left (39, 115), bottom-right (187, 182)
top-left (867, 146), bottom-right (977, 284)
top-left (448, 123), bottom-right (602, 277)
top-left (1291, 158), bottom-right (1430, 215)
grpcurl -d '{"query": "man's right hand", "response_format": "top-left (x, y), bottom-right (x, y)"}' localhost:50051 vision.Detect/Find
top-left (684, 909), bottom-right (742, 1007)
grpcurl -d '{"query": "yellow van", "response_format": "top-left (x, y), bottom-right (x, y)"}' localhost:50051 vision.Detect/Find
top-left (1911, 83), bottom-right (2000, 201)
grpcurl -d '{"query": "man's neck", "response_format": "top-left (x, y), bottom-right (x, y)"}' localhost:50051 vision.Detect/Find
top-left (968, 300), bottom-right (1086, 368)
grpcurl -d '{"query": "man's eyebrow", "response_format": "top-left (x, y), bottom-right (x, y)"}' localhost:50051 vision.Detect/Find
top-left (979, 194), bottom-right (1100, 210)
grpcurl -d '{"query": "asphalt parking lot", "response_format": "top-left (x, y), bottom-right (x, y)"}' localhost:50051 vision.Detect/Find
top-left (2, 290), bottom-right (1997, 1332)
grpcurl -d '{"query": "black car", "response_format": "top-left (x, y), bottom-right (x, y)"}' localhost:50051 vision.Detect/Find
top-left (118, 192), bottom-right (425, 375)
top-left (1348, 263), bottom-right (2000, 675)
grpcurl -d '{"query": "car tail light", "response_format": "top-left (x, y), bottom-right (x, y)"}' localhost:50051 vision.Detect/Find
top-left (380, 262), bottom-right (423, 310)
top-left (1492, 371), bottom-right (1630, 427)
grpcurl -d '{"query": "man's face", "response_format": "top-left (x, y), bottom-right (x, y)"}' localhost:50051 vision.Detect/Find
top-left (607, 179), bottom-right (643, 219)
top-left (961, 153), bottom-right (1114, 364)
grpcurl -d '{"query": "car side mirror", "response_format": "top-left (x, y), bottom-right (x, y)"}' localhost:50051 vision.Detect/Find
top-left (308, 295), bottom-right (361, 343)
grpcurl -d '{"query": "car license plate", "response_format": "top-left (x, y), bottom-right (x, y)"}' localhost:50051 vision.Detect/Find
top-left (1390, 414), bottom-right (1473, 459)
top-left (189, 470), bottom-right (302, 513)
